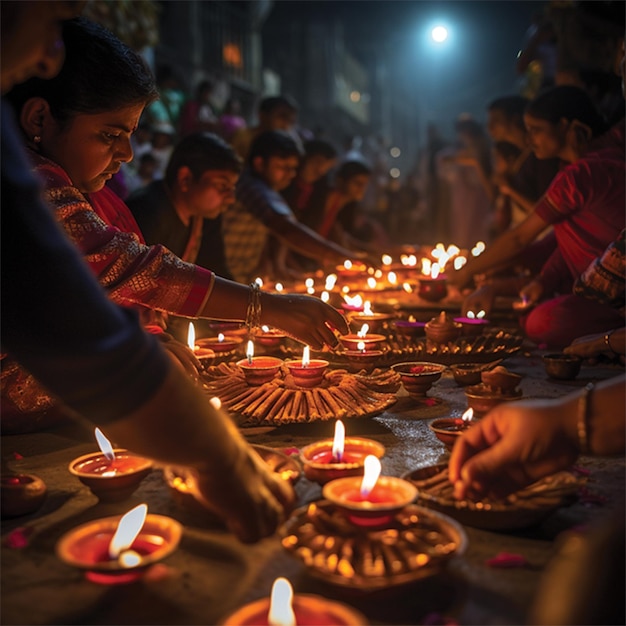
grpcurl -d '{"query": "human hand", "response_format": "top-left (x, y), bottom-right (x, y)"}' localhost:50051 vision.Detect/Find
top-left (447, 266), bottom-right (472, 290)
top-left (448, 397), bottom-right (579, 501)
top-left (519, 279), bottom-right (544, 306)
top-left (191, 440), bottom-right (296, 543)
top-left (564, 332), bottom-right (610, 361)
top-left (262, 292), bottom-right (349, 349)
top-left (461, 284), bottom-right (496, 317)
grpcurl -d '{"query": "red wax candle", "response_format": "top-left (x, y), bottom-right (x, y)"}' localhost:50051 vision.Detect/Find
top-left (222, 594), bottom-right (367, 625)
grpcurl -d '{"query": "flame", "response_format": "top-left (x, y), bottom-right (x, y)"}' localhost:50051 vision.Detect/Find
top-left (305, 278), bottom-right (314, 289)
top-left (343, 294), bottom-right (363, 308)
top-left (363, 301), bottom-right (373, 315)
top-left (321, 291), bottom-right (330, 303)
top-left (341, 285), bottom-right (350, 294)
top-left (218, 333), bottom-right (225, 342)
top-left (187, 322), bottom-right (196, 351)
top-left (374, 269), bottom-right (383, 278)
top-left (462, 407), bottom-right (474, 422)
top-left (421, 258), bottom-right (432, 276)
top-left (430, 263), bottom-right (441, 280)
top-left (454, 256), bottom-right (467, 270)
top-left (408, 315), bottom-right (416, 322)
top-left (108, 503), bottom-right (147, 559)
top-left (471, 241), bottom-right (486, 257)
top-left (467, 311), bottom-right (475, 319)
top-left (95, 428), bottom-right (115, 462)
top-left (246, 340), bottom-right (254, 363)
top-left (275, 282), bottom-right (284, 292)
top-left (254, 277), bottom-right (263, 288)
top-left (387, 271), bottom-right (397, 285)
top-left (447, 244), bottom-right (460, 257)
top-left (367, 277), bottom-right (377, 289)
top-left (343, 260), bottom-right (352, 270)
top-left (325, 274), bottom-right (337, 290)
top-left (357, 323), bottom-right (369, 338)
top-left (357, 341), bottom-right (366, 352)
top-left (268, 577), bottom-right (296, 626)
top-left (477, 310), bottom-right (486, 319)
top-left (332, 420), bottom-right (345, 462)
top-left (209, 397), bottom-right (222, 410)
top-left (402, 282), bottom-right (413, 293)
top-left (301, 345), bottom-right (310, 367)
top-left (261, 325), bottom-right (270, 333)
top-left (360, 455), bottom-right (381, 498)
top-left (381, 254), bottom-right (392, 265)
top-left (118, 550), bottom-right (142, 568)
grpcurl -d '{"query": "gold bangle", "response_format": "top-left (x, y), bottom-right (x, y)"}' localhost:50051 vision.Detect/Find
top-left (577, 382), bottom-right (594, 455)
top-left (245, 282), bottom-right (262, 334)
top-left (604, 329), bottom-right (617, 355)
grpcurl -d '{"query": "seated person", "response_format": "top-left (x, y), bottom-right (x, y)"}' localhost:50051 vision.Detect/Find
top-left (450, 86), bottom-right (624, 348)
top-left (6, 17), bottom-right (348, 350)
top-left (127, 132), bottom-right (239, 279)
top-left (221, 130), bottom-right (365, 284)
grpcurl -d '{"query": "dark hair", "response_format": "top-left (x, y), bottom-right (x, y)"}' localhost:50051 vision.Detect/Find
top-left (303, 139), bottom-right (338, 161)
top-left (258, 95), bottom-right (299, 115)
top-left (6, 17), bottom-right (158, 127)
top-left (526, 85), bottom-right (609, 137)
top-left (488, 95), bottom-right (530, 120)
top-left (165, 132), bottom-right (242, 186)
top-left (455, 116), bottom-right (487, 139)
top-left (247, 130), bottom-right (303, 164)
top-left (335, 159), bottom-right (372, 182)
top-left (194, 79), bottom-right (214, 100)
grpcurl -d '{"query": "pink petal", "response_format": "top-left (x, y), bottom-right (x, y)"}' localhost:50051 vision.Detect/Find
top-left (280, 447), bottom-right (300, 457)
top-left (486, 552), bottom-right (528, 568)
top-left (13, 452), bottom-right (24, 460)
top-left (4, 527), bottom-right (33, 549)
top-left (424, 398), bottom-right (437, 407)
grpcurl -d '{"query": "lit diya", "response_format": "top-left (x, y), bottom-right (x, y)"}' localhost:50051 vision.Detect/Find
top-left (300, 420), bottom-right (385, 484)
top-left (323, 455), bottom-right (418, 528)
top-left (340, 323), bottom-right (386, 351)
top-left (340, 293), bottom-right (365, 314)
top-left (222, 577), bottom-right (367, 625)
top-left (185, 323), bottom-right (216, 367)
top-left (418, 262), bottom-right (448, 303)
top-left (391, 362), bottom-right (445, 400)
top-left (285, 345), bottom-right (328, 388)
top-left (429, 408), bottom-right (477, 449)
top-left (237, 341), bottom-right (283, 386)
top-left (1, 472), bottom-right (47, 518)
top-left (195, 333), bottom-right (243, 354)
top-left (343, 340), bottom-right (384, 373)
top-left (56, 503), bottom-right (181, 585)
top-left (68, 428), bottom-right (152, 502)
top-left (256, 325), bottom-right (287, 348)
top-left (392, 316), bottom-right (426, 338)
top-left (349, 301), bottom-right (395, 333)
top-left (453, 310), bottom-right (490, 336)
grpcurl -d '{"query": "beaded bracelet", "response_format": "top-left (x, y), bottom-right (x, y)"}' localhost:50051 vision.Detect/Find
top-left (246, 282), bottom-right (262, 333)
top-left (604, 329), bottom-right (617, 355)
top-left (577, 382), bottom-right (594, 455)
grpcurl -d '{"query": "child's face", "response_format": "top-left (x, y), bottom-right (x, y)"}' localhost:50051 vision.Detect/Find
top-left (524, 113), bottom-right (566, 160)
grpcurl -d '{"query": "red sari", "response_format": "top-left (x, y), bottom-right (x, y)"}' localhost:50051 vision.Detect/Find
top-left (30, 151), bottom-right (215, 317)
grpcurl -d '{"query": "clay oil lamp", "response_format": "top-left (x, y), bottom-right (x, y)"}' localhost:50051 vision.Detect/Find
top-left (418, 261), bottom-right (448, 303)
top-left (195, 331), bottom-right (243, 355)
top-left (453, 310), bottom-right (490, 337)
top-left (340, 323), bottom-right (386, 352)
top-left (343, 340), bottom-right (384, 373)
top-left (392, 316), bottom-right (426, 338)
top-left (286, 345), bottom-right (328, 388)
top-left (237, 341), bottom-right (282, 386)
top-left (56, 503), bottom-right (181, 585)
top-left (481, 366), bottom-right (522, 394)
top-left (391, 361), bottom-right (445, 400)
top-left (336, 259), bottom-right (368, 280)
top-left (299, 420), bottom-right (385, 485)
top-left (1, 472), bottom-right (47, 518)
top-left (256, 325), bottom-right (287, 349)
top-left (323, 455), bottom-right (418, 528)
top-left (222, 577), bottom-right (367, 626)
top-left (429, 408), bottom-right (477, 449)
top-left (543, 353), bottom-right (582, 380)
top-left (424, 311), bottom-right (462, 347)
top-left (465, 367), bottom-right (523, 416)
top-left (349, 301), bottom-right (395, 334)
top-left (186, 322), bottom-right (216, 367)
top-left (69, 428), bottom-right (152, 502)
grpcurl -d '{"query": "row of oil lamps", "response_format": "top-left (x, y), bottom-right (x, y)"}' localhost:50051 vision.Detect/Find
top-left (2, 415), bottom-right (476, 624)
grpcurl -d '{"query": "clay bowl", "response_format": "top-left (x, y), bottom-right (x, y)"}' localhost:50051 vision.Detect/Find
top-left (392, 319), bottom-right (426, 338)
top-left (1, 473), bottom-right (47, 518)
top-left (543, 353), bottom-right (582, 381)
top-left (391, 362), bottom-right (445, 398)
top-left (450, 363), bottom-right (483, 387)
top-left (465, 384), bottom-right (523, 416)
top-left (480, 368), bottom-right (522, 394)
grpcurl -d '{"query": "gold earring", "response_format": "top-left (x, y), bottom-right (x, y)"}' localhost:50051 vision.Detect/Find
top-left (33, 135), bottom-right (41, 144)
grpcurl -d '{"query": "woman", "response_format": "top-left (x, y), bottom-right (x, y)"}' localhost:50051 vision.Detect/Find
top-left (450, 85), bottom-right (625, 348)
top-left (7, 17), bottom-right (348, 350)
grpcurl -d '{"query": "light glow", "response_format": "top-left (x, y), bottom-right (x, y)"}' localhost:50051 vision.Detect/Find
top-left (332, 420), bottom-right (345, 462)
top-left (268, 577), bottom-right (296, 626)
top-left (360, 455), bottom-right (382, 498)
top-left (108, 503), bottom-right (148, 559)
top-left (95, 428), bottom-right (115, 462)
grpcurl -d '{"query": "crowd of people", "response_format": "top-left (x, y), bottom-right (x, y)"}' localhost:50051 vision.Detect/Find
top-left (1, 3), bottom-right (624, 622)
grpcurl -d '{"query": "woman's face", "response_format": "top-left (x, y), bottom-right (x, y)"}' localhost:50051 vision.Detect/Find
top-left (523, 113), bottom-right (566, 160)
top-left (41, 103), bottom-right (145, 193)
